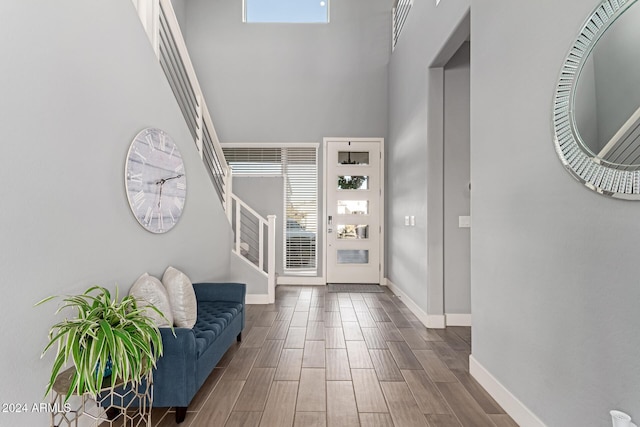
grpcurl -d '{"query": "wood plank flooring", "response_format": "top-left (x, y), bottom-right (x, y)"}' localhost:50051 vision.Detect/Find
top-left (134, 286), bottom-right (518, 426)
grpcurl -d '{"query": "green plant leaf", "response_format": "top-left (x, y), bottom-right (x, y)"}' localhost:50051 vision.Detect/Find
top-left (34, 295), bottom-right (59, 307)
top-left (65, 371), bottom-right (79, 402)
top-left (112, 329), bottom-right (135, 355)
top-left (44, 351), bottom-right (67, 398)
top-left (38, 285), bottom-right (164, 399)
top-left (99, 320), bottom-right (116, 354)
top-left (41, 328), bottom-right (69, 358)
top-left (69, 328), bottom-right (81, 367)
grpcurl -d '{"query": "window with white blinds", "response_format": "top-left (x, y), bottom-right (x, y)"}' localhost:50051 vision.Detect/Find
top-left (223, 148), bottom-right (283, 176)
top-left (223, 145), bottom-right (318, 275)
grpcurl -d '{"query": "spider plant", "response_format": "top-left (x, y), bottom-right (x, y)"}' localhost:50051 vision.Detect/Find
top-left (37, 285), bottom-right (169, 402)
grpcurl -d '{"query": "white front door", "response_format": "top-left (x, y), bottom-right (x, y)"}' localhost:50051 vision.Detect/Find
top-left (325, 139), bottom-right (383, 284)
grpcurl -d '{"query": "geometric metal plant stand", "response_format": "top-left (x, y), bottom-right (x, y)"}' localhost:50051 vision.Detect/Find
top-left (50, 366), bottom-right (153, 427)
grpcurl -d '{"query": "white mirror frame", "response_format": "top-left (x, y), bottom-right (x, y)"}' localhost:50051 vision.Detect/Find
top-left (553, 0), bottom-right (639, 199)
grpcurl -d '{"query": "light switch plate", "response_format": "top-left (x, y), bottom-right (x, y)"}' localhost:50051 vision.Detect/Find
top-left (459, 216), bottom-right (471, 228)
top-left (404, 216), bottom-right (410, 226)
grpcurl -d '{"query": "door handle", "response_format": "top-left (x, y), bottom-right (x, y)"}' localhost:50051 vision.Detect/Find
top-left (328, 215), bottom-right (332, 225)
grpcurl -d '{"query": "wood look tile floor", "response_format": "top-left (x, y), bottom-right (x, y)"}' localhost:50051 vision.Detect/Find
top-left (141, 286), bottom-right (517, 426)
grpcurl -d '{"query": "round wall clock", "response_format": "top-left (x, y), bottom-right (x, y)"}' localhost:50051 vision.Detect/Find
top-left (125, 128), bottom-right (187, 233)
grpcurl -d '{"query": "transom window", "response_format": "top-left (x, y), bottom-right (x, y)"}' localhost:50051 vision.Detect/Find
top-left (243, 0), bottom-right (329, 23)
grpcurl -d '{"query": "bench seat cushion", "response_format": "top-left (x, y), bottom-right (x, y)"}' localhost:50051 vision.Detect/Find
top-left (193, 301), bottom-right (243, 358)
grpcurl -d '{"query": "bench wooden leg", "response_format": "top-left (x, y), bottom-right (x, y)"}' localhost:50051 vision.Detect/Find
top-left (237, 332), bottom-right (242, 342)
top-left (176, 407), bottom-right (187, 423)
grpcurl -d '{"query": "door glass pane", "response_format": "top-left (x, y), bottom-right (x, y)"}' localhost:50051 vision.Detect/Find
top-left (337, 250), bottom-right (369, 264)
top-left (338, 151), bottom-right (369, 165)
top-left (337, 225), bottom-right (369, 239)
top-left (337, 176), bottom-right (369, 190)
top-left (337, 200), bottom-right (369, 215)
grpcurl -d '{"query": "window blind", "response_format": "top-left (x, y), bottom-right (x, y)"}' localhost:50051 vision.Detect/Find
top-left (223, 146), bottom-right (318, 274)
top-left (222, 147), bottom-right (283, 176)
top-left (283, 148), bottom-right (318, 273)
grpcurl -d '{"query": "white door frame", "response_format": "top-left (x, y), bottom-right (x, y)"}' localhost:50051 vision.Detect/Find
top-left (322, 137), bottom-right (385, 285)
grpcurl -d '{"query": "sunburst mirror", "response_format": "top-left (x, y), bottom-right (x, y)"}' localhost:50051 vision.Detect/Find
top-left (553, 0), bottom-right (640, 199)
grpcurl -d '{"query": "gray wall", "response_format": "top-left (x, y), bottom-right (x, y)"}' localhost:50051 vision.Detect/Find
top-left (472, 0), bottom-right (640, 425)
top-left (443, 42), bottom-right (471, 315)
top-left (0, 1), bottom-right (232, 424)
top-left (389, 0), bottom-right (640, 423)
top-left (183, 0), bottom-right (391, 144)
top-left (182, 0), bottom-right (391, 279)
top-left (171, 0), bottom-right (188, 30)
top-left (387, 0), bottom-right (470, 316)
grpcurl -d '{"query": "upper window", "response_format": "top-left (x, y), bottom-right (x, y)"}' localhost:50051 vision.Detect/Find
top-left (243, 0), bottom-right (329, 23)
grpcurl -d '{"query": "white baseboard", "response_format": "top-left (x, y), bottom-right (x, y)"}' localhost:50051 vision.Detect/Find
top-left (277, 276), bottom-right (326, 286)
top-left (470, 355), bottom-right (546, 427)
top-left (246, 294), bottom-right (271, 304)
top-left (426, 314), bottom-right (446, 329)
top-left (445, 313), bottom-right (472, 326)
top-left (386, 280), bottom-right (445, 329)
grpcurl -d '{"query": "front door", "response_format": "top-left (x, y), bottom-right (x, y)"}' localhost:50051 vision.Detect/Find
top-left (325, 139), bottom-right (383, 284)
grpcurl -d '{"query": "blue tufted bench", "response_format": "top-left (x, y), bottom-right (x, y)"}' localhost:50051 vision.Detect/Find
top-left (155, 282), bottom-right (245, 423)
top-left (193, 301), bottom-right (243, 357)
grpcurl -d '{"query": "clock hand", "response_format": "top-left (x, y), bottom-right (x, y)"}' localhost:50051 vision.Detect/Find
top-left (163, 173), bottom-right (184, 182)
top-left (158, 181), bottom-right (164, 208)
top-left (155, 174), bottom-right (183, 186)
top-left (155, 174), bottom-right (182, 207)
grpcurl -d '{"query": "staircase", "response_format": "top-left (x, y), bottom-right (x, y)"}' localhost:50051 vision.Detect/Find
top-left (130, 0), bottom-right (276, 303)
top-left (392, 0), bottom-right (413, 50)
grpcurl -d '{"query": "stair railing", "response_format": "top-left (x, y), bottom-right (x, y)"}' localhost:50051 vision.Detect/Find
top-left (392, 0), bottom-right (413, 50)
top-left (231, 195), bottom-right (277, 303)
top-left (130, 0), bottom-right (231, 210)
top-left (131, 0), bottom-right (275, 302)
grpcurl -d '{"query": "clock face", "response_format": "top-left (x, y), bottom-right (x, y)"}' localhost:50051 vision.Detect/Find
top-left (125, 128), bottom-right (187, 233)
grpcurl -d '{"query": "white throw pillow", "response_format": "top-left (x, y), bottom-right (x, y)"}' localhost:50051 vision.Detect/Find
top-left (162, 266), bottom-right (197, 328)
top-left (129, 273), bottom-right (174, 327)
